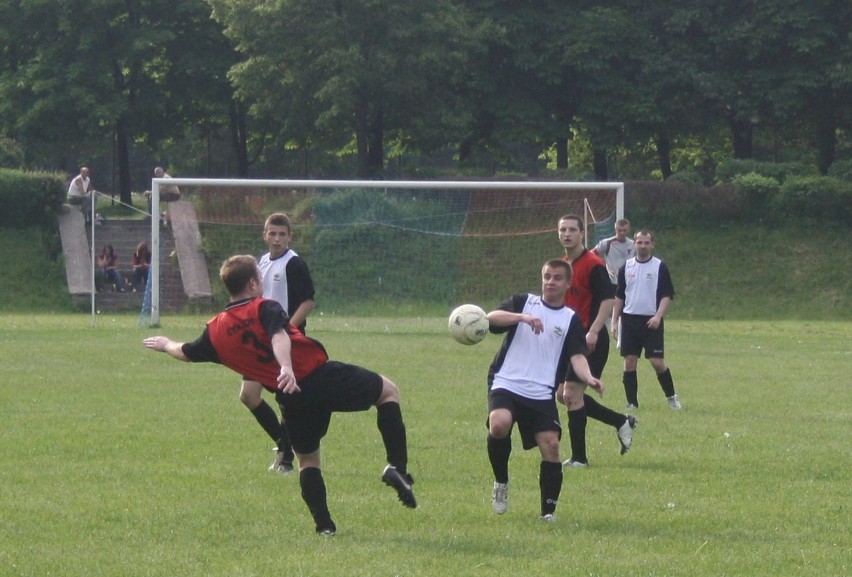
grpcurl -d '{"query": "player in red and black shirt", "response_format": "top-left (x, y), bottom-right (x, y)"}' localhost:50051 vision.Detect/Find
top-left (557, 215), bottom-right (637, 467)
top-left (144, 255), bottom-right (416, 535)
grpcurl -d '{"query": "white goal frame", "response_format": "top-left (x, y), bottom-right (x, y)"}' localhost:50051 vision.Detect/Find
top-left (148, 179), bottom-right (624, 326)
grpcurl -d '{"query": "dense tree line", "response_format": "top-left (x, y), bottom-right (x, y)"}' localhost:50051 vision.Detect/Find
top-left (1, 0), bottom-right (849, 201)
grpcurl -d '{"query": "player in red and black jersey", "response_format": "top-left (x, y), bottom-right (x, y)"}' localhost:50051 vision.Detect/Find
top-left (556, 215), bottom-right (637, 467)
top-left (144, 255), bottom-right (416, 535)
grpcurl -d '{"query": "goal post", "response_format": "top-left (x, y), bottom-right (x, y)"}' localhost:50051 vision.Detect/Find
top-left (147, 179), bottom-right (624, 326)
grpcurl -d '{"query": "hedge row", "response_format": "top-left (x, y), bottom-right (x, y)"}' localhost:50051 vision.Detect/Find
top-left (626, 172), bottom-right (851, 229)
top-left (0, 169), bottom-right (67, 228)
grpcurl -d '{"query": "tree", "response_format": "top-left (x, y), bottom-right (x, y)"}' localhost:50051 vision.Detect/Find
top-left (211, 0), bottom-right (476, 178)
top-left (0, 0), bottom-right (244, 200)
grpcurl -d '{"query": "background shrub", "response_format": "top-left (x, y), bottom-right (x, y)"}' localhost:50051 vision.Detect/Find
top-left (0, 169), bottom-right (67, 228)
top-left (827, 159), bottom-right (852, 182)
top-left (731, 172), bottom-right (781, 219)
top-left (771, 176), bottom-right (852, 222)
top-left (715, 159), bottom-right (814, 184)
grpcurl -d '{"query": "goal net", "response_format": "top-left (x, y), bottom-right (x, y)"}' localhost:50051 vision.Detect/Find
top-left (146, 179), bottom-right (623, 326)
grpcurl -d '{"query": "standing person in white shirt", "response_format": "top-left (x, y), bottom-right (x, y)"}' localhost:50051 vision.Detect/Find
top-left (593, 218), bottom-right (635, 330)
top-left (592, 218), bottom-right (635, 287)
top-left (486, 259), bottom-right (603, 521)
top-left (240, 213), bottom-right (316, 474)
top-left (612, 230), bottom-right (681, 410)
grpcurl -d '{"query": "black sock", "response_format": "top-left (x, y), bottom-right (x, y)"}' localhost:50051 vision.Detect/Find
top-left (583, 394), bottom-right (626, 428)
top-left (567, 408), bottom-right (588, 463)
top-left (377, 402), bottom-right (408, 474)
top-left (539, 461), bottom-right (563, 515)
top-left (657, 368), bottom-right (676, 398)
top-left (487, 434), bottom-right (511, 484)
top-left (623, 370), bottom-right (639, 407)
top-left (251, 401), bottom-right (285, 444)
top-left (299, 467), bottom-right (335, 533)
top-left (277, 423), bottom-right (294, 462)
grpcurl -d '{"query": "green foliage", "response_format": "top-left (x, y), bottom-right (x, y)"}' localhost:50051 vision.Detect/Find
top-left (731, 172), bottom-right (781, 218)
top-left (625, 181), bottom-right (742, 230)
top-left (0, 136), bottom-right (24, 167)
top-left (0, 227), bottom-right (67, 311)
top-left (827, 158), bottom-right (852, 182)
top-left (666, 170), bottom-right (705, 186)
top-left (0, 168), bottom-right (66, 228)
top-left (771, 175), bottom-right (852, 223)
top-left (715, 159), bottom-right (815, 184)
top-left (1, 314), bottom-right (849, 576)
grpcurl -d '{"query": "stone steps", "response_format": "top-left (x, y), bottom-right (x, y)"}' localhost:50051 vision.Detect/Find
top-left (86, 219), bottom-right (189, 312)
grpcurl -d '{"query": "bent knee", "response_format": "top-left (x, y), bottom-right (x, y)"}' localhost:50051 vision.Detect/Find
top-left (376, 376), bottom-right (400, 404)
top-left (239, 384), bottom-right (263, 408)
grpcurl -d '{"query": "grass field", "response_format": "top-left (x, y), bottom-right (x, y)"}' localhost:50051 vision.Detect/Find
top-left (1, 314), bottom-right (849, 577)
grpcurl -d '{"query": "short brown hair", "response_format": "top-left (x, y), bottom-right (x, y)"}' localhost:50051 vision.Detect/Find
top-left (543, 258), bottom-right (572, 283)
top-left (264, 212), bottom-right (292, 232)
top-left (219, 255), bottom-right (259, 297)
top-left (558, 214), bottom-right (584, 229)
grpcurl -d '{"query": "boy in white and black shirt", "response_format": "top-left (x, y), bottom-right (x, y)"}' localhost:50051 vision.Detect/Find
top-left (485, 259), bottom-right (603, 521)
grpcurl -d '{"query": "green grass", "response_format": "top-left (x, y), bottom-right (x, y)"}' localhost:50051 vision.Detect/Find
top-left (1, 314), bottom-right (849, 577)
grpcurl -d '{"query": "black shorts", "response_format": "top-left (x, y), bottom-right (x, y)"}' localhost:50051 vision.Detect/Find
top-left (275, 361), bottom-right (383, 454)
top-left (565, 327), bottom-right (609, 381)
top-left (619, 314), bottom-right (665, 358)
top-left (487, 389), bottom-right (561, 450)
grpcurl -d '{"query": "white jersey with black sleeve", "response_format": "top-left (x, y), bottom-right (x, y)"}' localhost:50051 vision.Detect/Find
top-left (488, 294), bottom-right (587, 401)
top-left (617, 256), bottom-right (675, 316)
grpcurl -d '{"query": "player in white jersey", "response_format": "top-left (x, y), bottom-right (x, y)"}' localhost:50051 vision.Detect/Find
top-left (241, 213), bottom-right (316, 474)
top-left (592, 218), bottom-right (635, 287)
top-left (612, 230), bottom-right (681, 410)
top-left (486, 259), bottom-right (603, 521)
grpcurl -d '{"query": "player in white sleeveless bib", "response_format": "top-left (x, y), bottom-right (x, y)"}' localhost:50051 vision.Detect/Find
top-left (485, 259), bottom-right (603, 521)
top-left (242, 213), bottom-right (316, 474)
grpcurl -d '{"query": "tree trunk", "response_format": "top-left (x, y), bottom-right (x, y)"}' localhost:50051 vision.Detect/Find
top-left (812, 89), bottom-right (836, 175)
top-left (115, 116), bottom-right (132, 205)
top-left (229, 100), bottom-right (250, 177)
top-left (556, 136), bottom-right (568, 170)
top-left (729, 116), bottom-right (753, 159)
top-left (367, 110), bottom-right (384, 179)
top-left (593, 148), bottom-right (608, 181)
top-left (655, 134), bottom-right (672, 179)
top-left (354, 100), bottom-right (370, 179)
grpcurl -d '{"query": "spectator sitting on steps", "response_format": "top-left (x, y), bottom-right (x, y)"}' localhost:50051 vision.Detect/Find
top-left (98, 244), bottom-right (125, 292)
top-left (131, 242), bottom-right (152, 292)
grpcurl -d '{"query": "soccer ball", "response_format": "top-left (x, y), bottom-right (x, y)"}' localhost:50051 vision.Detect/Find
top-left (448, 304), bottom-right (489, 345)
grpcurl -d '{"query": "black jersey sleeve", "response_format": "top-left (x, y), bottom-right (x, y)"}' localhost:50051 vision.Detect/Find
top-left (259, 299), bottom-right (290, 338)
top-left (657, 261), bottom-right (675, 300)
top-left (564, 315), bottom-right (589, 357)
top-left (285, 256), bottom-right (316, 307)
top-left (489, 294), bottom-right (528, 334)
top-left (590, 263), bottom-right (615, 301)
top-left (181, 328), bottom-right (220, 363)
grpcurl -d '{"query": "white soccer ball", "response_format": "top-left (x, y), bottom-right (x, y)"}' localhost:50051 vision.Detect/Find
top-left (448, 304), bottom-right (489, 345)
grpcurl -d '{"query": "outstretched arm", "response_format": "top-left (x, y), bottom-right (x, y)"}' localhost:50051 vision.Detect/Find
top-left (143, 336), bottom-right (189, 361)
top-left (487, 310), bottom-right (544, 334)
